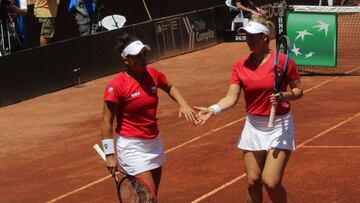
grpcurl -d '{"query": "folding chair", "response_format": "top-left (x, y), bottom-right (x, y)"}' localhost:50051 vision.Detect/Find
top-left (225, 0), bottom-right (249, 31)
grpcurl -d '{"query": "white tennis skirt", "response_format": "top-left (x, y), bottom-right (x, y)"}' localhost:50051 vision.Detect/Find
top-left (237, 112), bottom-right (296, 151)
top-left (115, 134), bottom-right (166, 176)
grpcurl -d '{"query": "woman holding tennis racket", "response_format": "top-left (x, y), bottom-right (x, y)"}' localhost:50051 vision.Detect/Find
top-left (101, 33), bottom-right (197, 201)
top-left (195, 16), bottom-right (303, 203)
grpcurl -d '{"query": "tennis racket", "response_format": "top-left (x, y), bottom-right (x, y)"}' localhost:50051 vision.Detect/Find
top-left (268, 35), bottom-right (291, 128)
top-left (93, 144), bottom-right (157, 203)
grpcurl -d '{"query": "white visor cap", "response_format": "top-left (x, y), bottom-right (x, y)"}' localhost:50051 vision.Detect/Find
top-left (239, 21), bottom-right (270, 35)
top-left (121, 40), bottom-right (150, 58)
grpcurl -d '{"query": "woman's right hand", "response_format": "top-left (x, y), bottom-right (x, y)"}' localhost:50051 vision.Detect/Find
top-left (105, 154), bottom-right (117, 176)
top-left (193, 106), bottom-right (214, 125)
top-left (251, 10), bottom-right (261, 17)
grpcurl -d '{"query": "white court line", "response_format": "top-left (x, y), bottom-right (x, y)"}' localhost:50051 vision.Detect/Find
top-left (191, 110), bottom-right (360, 203)
top-left (165, 118), bottom-right (245, 153)
top-left (191, 174), bottom-right (247, 203)
top-left (297, 111), bottom-right (360, 148)
top-left (46, 76), bottom-right (339, 202)
top-left (301, 146), bottom-right (360, 148)
top-left (345, 67), bottom-right (360, 74)
top-left (47, 175), bottom-right (112, 203)
top-left (302, 76), bottom-right (337, 94)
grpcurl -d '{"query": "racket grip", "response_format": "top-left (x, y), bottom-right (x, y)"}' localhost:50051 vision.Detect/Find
top-left (268, 103), bottom-right (277, 128)
top-left (93, 144), bottom-right (106, 161)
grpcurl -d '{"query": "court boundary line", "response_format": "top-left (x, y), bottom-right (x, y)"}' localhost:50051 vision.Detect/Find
top-left (165, 118), bottom-right (245, 153)
top-left (297, 111), bottom-right (360, 148)
top-left (191, 110), bottom-right (360, 203)
top-left (301, 145), bottom-right (360, 148)
top-left (190, 174), bottom-right (247, 203)
top-left (47, 175), bottom-right (113, 203)
top-left (46, 76), bottom-right (338, 202)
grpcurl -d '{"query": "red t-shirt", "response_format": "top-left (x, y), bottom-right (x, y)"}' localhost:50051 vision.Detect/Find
top-left (230, 51), bottom-right (300, 116)
top-left (104, 67), bottom-right (168, 139)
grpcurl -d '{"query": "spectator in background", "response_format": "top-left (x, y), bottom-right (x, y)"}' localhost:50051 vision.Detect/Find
top-left (231, 0), bottom-right (267, 19)
top-left (34, 0), bottom-right (58, 46)
top-left (6, 0), bottom-right (28, 49)
top-left (68, 0), bottom-right (96, 36)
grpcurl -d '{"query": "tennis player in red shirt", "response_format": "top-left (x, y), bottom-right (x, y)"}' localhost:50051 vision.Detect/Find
top-left (195, 16), bottom-right (303, 202)
top-left (101, 33), bottom-right (197, 197)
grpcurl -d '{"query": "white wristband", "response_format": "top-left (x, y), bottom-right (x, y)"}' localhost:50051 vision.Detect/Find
top-left (102, 139), bottom-right (115, 155)
top-left (208, 104), bottom-right (222, 115)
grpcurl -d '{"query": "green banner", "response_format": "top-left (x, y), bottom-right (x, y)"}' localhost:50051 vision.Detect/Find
top-left (286, 12), bottom-right (337, 67)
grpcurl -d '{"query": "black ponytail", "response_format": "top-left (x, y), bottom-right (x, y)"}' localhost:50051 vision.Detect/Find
top-left (115, 33), bottom-right (138, 54)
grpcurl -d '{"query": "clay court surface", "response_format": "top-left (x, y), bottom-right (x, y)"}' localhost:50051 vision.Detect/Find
top-left (1, 41), bottom-right (360, 203)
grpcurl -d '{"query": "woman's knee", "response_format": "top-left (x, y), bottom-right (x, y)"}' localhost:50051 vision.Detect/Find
top-left (262, 175), bottom-right (282, 190)
top-left (246, 173), bottom-right (262, 187)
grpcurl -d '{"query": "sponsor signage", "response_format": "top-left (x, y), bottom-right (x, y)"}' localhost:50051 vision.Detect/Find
top-left (286, 12), bottom-right (337, 66)
top-left (155, 18), bottom-right (185, 57)
top-left (155, 9), bottom-right (217, 57)
top-left (182, 14), bottom-right (217, 50)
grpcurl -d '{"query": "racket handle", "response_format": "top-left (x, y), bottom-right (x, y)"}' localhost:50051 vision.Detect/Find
top-left (93, 144), bottom-right (106, 161)
top-left (268, 103), bottom-right (277, 128)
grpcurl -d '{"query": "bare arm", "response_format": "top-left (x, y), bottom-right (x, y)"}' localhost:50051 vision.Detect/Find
top-left (235, 0), bottom-right (267, 17)
top-left (101, 101), bottom-right (117, 175)
top-left (195, 84), bottom-right (241, 125)
top-left (101, 102), bottom-right (115, 139)
top-left (216, 84), bottom-right (241, 110)
top-left (160, 84), bottom-right (197, 123)
top-left (235, 0), bottom-right (259, 16)
top-left (270, 78), bottom-right (303, 103)
top-left (286, 78), bottom-right (303, 100)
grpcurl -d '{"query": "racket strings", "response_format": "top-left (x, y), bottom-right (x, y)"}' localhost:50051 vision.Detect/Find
top-left (274, 35), bottom-right (291, 93)
top-left (119, 177), bottom-right (156, 203)
top-left (130, 178), bottom-right (154, 202)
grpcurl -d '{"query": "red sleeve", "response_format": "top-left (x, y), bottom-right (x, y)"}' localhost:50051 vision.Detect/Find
top-left (230, 64), bottom-right (241, 85)
top-left (286, 58), bottom-right (300, 81)
top-left (155, 70), bottom-right (169, 88)
top-left (103, 80), bottom-right (122, 104)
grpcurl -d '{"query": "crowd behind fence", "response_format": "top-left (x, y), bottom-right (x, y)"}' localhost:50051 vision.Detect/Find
top-left (3, 0), bottom-right (351, 56)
